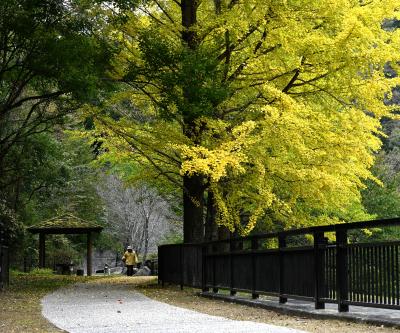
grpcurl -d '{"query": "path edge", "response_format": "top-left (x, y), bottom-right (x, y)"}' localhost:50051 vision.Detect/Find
top-left (199, 292), bottom-right (400, 329)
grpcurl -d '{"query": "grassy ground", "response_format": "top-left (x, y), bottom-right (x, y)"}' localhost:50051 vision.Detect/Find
top-left (1, 273), bottom-right (400, 333)
top-left (0, 270), bottom-right (98, 333)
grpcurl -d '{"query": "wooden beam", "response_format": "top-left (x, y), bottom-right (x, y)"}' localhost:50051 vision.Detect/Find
top-left (28, 227), bottom-right (103, 234)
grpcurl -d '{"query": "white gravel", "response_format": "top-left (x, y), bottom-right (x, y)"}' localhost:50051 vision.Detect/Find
top-left (42, 283), bottom-right (308, 333)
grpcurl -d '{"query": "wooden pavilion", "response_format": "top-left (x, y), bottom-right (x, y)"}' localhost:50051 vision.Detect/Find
top-left (27, 214), bottom-right (103, 276)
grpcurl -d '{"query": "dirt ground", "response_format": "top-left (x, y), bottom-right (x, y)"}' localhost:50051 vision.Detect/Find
top-left (135, 280), bottom-right (400, 333)
top-left (2, 274), bottom-right (400, 333)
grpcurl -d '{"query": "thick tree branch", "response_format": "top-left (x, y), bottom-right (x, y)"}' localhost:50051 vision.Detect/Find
top-left (282, 69), bottom-right (300, 93)
top-left (154, 0), bottom-right (175, 24)
top-left (5, 91), bottom-right (63, 113)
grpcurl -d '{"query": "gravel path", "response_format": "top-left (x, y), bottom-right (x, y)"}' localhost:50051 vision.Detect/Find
top-left (42, 283), bottom-right (308, 333)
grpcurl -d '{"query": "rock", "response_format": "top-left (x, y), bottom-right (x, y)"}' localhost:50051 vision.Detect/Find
top-left (134, 266), bottom-right (151, 276)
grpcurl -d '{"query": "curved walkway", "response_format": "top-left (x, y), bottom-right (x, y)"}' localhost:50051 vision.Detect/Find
top-left (42, 283), bottom-right (308, 333)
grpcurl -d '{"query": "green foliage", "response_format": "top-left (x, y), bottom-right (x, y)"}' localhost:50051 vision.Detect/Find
top-left (46, 235), bottom-right (81, 266)
top-left (1, 131), bottom-right (107, 269)
top-left (2, 132), bottom-right (65, 209)
top-left (95, 233), bottom-right (123, 252)
top-left (360, 118), bottom-right (400, 241)
top-left (362, 117), bottom-right (400, 220)
top-left (362, 167), bottom-right (400, 219)
top-left (0, 0), bottom-right (115, 223)
top-left (0, 199), bottom-right (24, 243)
top-left (0, 0), bottom-right (113, 101)
top-left (24, 134), bottom-right (104, 224)
top-left (134, 32), bottom-right (229, 121)
top-left (160, 232), bottom-right (183, 245)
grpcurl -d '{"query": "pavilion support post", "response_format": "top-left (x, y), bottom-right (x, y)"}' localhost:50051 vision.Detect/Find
top-left (87, 232), bottom-right (92, 276)
top-left (39, 233), bottom-right (46, 268)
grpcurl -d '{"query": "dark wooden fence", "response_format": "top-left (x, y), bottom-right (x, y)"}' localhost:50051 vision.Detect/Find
top-left (158, 243), bottom-right (203, 288)
top-left (0, 246), bottom-right (9, 290)
top-left (159, 218), bottom-right (400, 312)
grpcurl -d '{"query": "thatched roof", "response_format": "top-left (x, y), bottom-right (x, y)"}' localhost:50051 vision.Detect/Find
top-left (27, 214), bottom-right (103, 234)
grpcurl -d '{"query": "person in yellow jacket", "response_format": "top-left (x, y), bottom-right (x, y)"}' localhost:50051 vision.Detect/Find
top-left (122, 246), bottom-right (139, 276)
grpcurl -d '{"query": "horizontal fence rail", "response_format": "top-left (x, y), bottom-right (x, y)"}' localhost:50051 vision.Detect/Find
top-left (159, 218), bottom-right (400, 312)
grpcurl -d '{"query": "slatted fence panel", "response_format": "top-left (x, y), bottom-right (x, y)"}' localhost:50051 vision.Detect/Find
top-left (347, 242), bottom-right (400, 308)
top-left (282, 247), bottom-right (314, 298)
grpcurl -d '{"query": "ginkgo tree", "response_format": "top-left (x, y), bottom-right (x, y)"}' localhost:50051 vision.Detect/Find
top-left (85, 0), bottom-right (400, 242)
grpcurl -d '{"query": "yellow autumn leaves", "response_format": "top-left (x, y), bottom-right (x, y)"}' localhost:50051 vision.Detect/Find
top-left (83, 0), bottom-right (400, 234)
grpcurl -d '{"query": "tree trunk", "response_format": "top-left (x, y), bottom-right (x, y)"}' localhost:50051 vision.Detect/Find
top-left (183, 174), bottom-right (204, 243)
top-left (205, 189), bottom-right (218, 241)
top-left (218, 225), bottom-right (230, 241)
top-left (181, 0), bottom-right (204, 243)
top-left (216, 225), bottom-right (230, 252)
top-left (181, 0), bottom-right (198, 49)
top-left (142, 216), bottom-right (149, 262)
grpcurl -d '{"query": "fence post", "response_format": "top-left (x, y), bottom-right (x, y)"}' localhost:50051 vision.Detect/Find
top-left (0, 225), bottom-right (2, 284)
top-left (158, 246), bottom-right (164, 287)
top-left (158, 246), bottom-right (161, 285)
top-left (230, 238), bottom-right (236, 296)
top-left (251, 237), bottom-right (259, 299)
top-left (336, 229), bottom-right (349, 312)
top-left (202, 244), bottom-right (209, 292)
top-left (314, 231), bottom-right (325, 309)
top-left (212, 242), bottom-right (218, 293)
top-left (0, 246), bottom-right (3, 290)
top-left (279, 234), bottom-right (287, 304)
top-left (180, 245), bottom-right (184, 290)
top-left (160, 246), bottom-right (165, 287)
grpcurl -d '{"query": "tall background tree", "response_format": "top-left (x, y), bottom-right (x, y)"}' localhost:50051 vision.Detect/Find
top-left (361, 17), bottom-right (400, 241)
top-left (0, 0), bottom-right (113, 225)
top-left (97, 174), bottom-right (180, 261)
top-left (0, 0), bottom-right (130, 268)
top-left (86, 0), bottom-right (400, 242)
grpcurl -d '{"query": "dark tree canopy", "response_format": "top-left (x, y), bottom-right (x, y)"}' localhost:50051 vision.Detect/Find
top-left (0, 0), bottom-right (115, 203)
